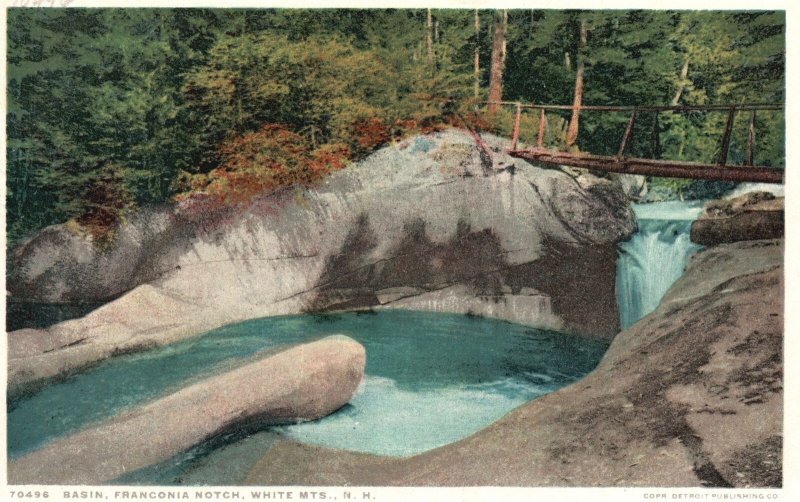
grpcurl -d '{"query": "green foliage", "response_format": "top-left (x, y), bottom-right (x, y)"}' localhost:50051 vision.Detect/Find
top-left (6, 8), bottom-right (786, 242)
top-left (176, 30), bottom-right (469, 208)
top-left (648, 177), bottom-right (693, 201)
top-left (7, 8), bottom-right (225, 243)
top-left (183, 32), bottom-right (396, 161)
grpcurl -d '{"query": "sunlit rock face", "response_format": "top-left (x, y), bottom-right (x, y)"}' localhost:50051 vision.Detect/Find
top-left (7, 129), bottom-right (635, 396)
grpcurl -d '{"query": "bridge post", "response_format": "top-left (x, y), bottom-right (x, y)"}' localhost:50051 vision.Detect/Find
top-left (718, 106), bottom-right (736, 165)
top-left (746, 110), bottom-right (756, 166)
top-left (537, 108), bottom-right (546, 148)
top-left (617, 110), bottom-right (637, 159)
top-left (511, 102), bottom-right (522, 150)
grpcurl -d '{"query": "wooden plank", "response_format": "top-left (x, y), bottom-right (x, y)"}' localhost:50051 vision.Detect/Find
top-left (508, 149), bottom-right (783, 184)
top-left (483, 101), bottom-right (783, 112)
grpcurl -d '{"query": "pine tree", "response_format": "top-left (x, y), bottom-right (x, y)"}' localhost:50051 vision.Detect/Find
top-left (487, 11), bottom-right (507, 115)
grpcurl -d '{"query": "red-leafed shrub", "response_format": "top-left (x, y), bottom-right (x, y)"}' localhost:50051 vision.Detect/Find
top-left (74, 163), bottom-right (134, 245)
top-left (177, 124), bottom-right (354, 210)
top-left (309, 143), bottom-right (351, 174)
top-left (453, 111), bottom-right (491, 131)
top-left (352, 117), bottom-right (390, 153)
top-left (217, 124), bottom-right (307, 176)
top-left (392, 119), bottom-right (418, 138)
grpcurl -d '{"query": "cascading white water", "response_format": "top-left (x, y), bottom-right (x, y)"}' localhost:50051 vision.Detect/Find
top-left (616, 201), bottom-right (705, 330)
top-left (725, 182), bottom-right (784, 199)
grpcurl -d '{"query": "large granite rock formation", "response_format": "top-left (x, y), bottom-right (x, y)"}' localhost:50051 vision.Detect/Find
top-left (7, 129), bottom-right (635, 397)
top-left (8, 335), bottom-right (366, 485)
top-left (7, 206), bottom-right (186, 304)
top-left (243, 239), bottom-right (783, 487)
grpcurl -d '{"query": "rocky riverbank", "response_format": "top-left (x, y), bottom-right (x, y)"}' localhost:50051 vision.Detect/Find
top-left (7, 129), bottom-right (635, 398)
top-left (242, 238), bottom-right (783, 487)
top-left (8, 335), bottom-right (366, 485)
top-left (691, 191), bottom-right (784, 246)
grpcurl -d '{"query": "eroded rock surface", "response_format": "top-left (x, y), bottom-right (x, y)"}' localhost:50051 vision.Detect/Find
top-left (243, 239), bottom-right (783, 487)
top-left (691, 192), bottom-right (784, 246)
top-left (8, 335), bottom-right (365, 485)
top-left (7, 207), bottom-right (189, 303)
top-left (7, 130), bottom-right (635, 396)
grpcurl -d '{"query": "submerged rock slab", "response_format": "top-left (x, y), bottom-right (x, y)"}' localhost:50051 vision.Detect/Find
top-left (243, 239), bottom-right (783, 487)
top-left (691, 192), bottom-right (784, 246)
top-left (8, 335), bottom-right (365, 485)
top-left (7, 129), bottom-right (635, 396)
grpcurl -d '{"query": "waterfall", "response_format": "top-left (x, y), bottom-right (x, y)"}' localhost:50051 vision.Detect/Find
top-left (616, 201), bottom-right (705, 330)
top-left (725, 182), bottom-right (784, 199)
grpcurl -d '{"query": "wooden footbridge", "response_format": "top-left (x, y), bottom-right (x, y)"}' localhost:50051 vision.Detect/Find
top-left (483, 101), bottom-right (784, 184)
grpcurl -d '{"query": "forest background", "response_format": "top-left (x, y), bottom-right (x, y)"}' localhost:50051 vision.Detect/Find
top-left (6, 9), bottom-right (785, 244)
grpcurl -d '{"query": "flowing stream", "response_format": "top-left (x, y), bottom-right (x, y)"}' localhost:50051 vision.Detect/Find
top-left (616, 201), bottom-right (705, 330)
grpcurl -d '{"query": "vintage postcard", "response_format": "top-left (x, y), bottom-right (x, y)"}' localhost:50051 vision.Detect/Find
top-left (2, 1), bottom-right (795, 500)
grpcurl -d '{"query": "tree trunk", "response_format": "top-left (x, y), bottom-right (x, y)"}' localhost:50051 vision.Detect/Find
top-left (426, 8), bottom-right (434, 67)
top-left (501, 10), bottom-right (508, 66)
top-left (487, 11), bottom-right (507, 116)
top-left (671, 56), bottom-right (690, 105)
top-left (566, 19), bottom-right (587, 148)
top-left (474, 10), bottom-right (480, 97)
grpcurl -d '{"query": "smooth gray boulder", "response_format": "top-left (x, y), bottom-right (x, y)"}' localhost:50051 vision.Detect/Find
top-left (8, 335), bottom-right (366, 485)
top-left (7, 206), bottom-right (187, 303)
top-left (611, 173), bottom-right (648, 201)
top-left (7, 129), bottom-right (635, 397)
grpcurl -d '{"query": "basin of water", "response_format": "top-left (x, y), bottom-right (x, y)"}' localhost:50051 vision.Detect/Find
top-left (9, 310), bottom-right (608, 483)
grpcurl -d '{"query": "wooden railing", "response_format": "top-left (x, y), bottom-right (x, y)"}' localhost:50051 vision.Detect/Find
top-left (481, 101), bottom-right (784, 184)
